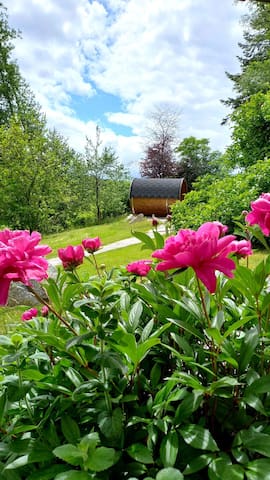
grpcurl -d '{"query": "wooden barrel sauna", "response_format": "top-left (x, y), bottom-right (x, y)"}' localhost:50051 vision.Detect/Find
top-left (129, 178), bottom-right (187, 217)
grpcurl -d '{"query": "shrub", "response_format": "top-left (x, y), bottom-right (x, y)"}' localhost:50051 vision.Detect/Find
top-left (171, 158), bottom-right (270, 233)
top-left (1, 206), bottom-right (270, 478)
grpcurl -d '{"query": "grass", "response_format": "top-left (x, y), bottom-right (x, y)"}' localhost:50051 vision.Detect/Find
top-left (79, 243), bottom-right (152, 276)
top-left (42, 216), bottom-right (151, 258)
top-left (240, 249), bottom-right (268, 269)
top-left (0, 306), bottom-right (26, 334)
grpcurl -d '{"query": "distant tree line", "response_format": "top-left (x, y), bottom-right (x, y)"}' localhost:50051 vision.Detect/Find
top-left (3, 1), bottom-right (270, 236)
top-left (139, 105), bottom-right (223, 191)
top-left (0, 4), bottom-right (130, 234)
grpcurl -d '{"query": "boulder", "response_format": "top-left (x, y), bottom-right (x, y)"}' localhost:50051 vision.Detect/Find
top-left (7, 264), bottom-right (58, 307)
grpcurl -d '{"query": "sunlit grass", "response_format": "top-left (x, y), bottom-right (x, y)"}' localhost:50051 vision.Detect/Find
top-left (42, 216), bottom-right (151, 258)
top-left (240, 249), bottom-right (268, 269)
top-left (0, 306), bottom-right (26, 334)
top-left (78, 243), bottom-right (152, 276)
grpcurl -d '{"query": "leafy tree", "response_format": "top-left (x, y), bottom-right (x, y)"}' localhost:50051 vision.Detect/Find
top-left (227, 91), bottom-right (270, 168)
top-left (0, 3), bottom-right (22, 125)
top-left (140, 141), bottom-right (177, 178)
top-left (141, 104), bottom-right (180, 178)
top-left (223, 2), bottom-right (270, 116)
top-left (171, 158), bottom-right (270, 232)
top-left (0, 117), bottom-right (88, 233)
top-left (175, 136), bottom-right (222, 189)
top-left (84, 126), bottom-right (129, 223)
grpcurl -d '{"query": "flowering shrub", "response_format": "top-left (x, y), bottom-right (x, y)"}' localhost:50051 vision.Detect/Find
top-left (1, 196), bottom-right (270, 478)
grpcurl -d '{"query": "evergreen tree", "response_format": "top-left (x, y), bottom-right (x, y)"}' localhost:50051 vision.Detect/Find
top-left (0, 3), bottom-right (22, 124)
top-left (223, 2), bottom-right (270, 116)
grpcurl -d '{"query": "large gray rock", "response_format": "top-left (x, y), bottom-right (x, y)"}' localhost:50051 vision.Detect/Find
top-left (7, 264), bottom-right (58, 307)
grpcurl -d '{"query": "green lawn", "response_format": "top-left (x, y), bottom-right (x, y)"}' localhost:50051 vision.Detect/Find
top-left (79, 243), bottom-right (152, 276)
top-left (42, 216), bottom-right (151, 258)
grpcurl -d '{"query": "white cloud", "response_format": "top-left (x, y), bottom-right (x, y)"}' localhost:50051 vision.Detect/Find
top-left (6, 0), bottom-right (249, 175)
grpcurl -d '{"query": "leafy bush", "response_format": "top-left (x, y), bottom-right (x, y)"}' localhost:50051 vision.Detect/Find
top-left (2, 204), bottom-right (270, 478)
top-left (171, 159), bottom-right (270, 232)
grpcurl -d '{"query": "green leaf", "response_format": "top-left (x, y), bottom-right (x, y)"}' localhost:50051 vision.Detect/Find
top-left (209, 376), bottom-right (239, 394)
top-left (21, 369), bottom-right (45, 380)
top-left (61, 416), bottom-right (81, 444)
top-left (150, 363), bottom-right (161, 388)
top-left (160, 430), bottom-right (178, 467)
top-left (246, 459), bottom-right (270, 480)
top-left (205, 327), bottom-right (223, 346)
top-left (136, 337), bottom-right (160, 364)
top-left (98, 408), bottom-right (123, 443)
top-left (55, 471), bottom-right (93, 480)
top-left (0, 387), bottom-right (7, 427)
top-left (239, 327), bottom-right (259, 373)
top-left (27, 465), bottom-right (69, 480)
top-left (208, 458), bottom-right (244, 480)
top-left (184, 454), bottom-right (215, 474)
top-left (5, 455), bottom-right (29, 470)
top-left (0, 335), bottom-right (12, 346)
top-left (141, 318), bottom-right (154, 342)
top-left (111, 331), bottom-right (137, 364)
top-left (132, 231), bottom-right (156, 250)
top-left (65, 367), bottom-right (84, 388)
top-left (53, 445), bottom-right (84, 466)
top-left (174, 391), bottom-right (203, 424)
top-left (127, 443), bottom-right (153, 464)
top-left (242, 431), bottom-right (270, 457)
top-left (246, 375), bottom-right (270, 394)
top-left (45, 279), bottom-right (61, 311)
top-left (172, 372), bottom-right (206, 390)
top-left (79, 433), bottom-right (99, 452)
top-left (12, 424), bottom-right (38, 434)
top-left (168, 318), bottom-right (204, 340)
top-left (128, 301), bottom-right (143, 332)
top-left (156, 467), bottom-right (184, 480)
top-left (66, 333), bottom-right (93, 350)
top-left (153, 230), bottom-right (165, 249)
top-left (180, 425), bottom-right (219, 452)
top-left (243, 393), bottom-right (267, 415)
top-left (85, 446), bottom-right (118, 472)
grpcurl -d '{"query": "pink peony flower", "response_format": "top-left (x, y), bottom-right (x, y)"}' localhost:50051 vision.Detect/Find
top-left (245, 193), bottom-right (270, 236)
top-left (58, 245), bottom-right (84, 270)
top-left (82, 237), bottom-right (102, 254)
top-left (41, 305), bottom-right (49, 317)
top-left (0, 229), bottom-right (52, 306)
top-left (231, 239), bottom-right (253, 259)
top-left (126, 260), bottom-right (152, 276)
top-left (152, 222), bottom-right (238, 293)
top-left (22, 307), bottom-right (38, 321)
top-left (212, 221), bottom-right (228, 236)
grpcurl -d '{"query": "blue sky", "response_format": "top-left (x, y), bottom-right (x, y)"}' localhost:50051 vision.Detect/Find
top-left (6, 0), bottom-right (248, 176)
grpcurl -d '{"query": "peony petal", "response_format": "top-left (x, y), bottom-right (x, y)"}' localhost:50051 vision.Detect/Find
top-left (194, 267), bottom-right (217, 294)
top-left (0, 278), bottom-right (11, 305)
